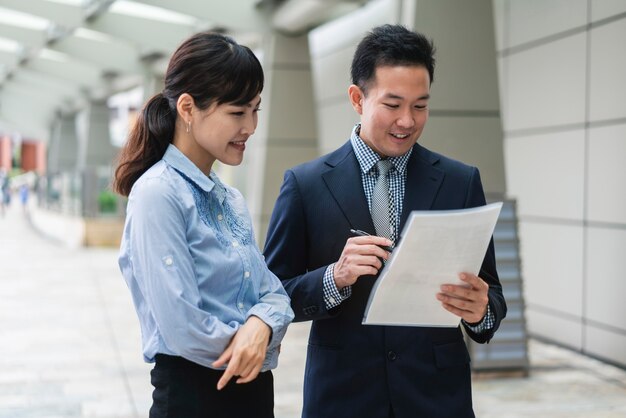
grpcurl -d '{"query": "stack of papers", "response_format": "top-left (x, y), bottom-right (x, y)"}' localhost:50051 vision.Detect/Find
top-left (363, 202), bottom-right (503, 327)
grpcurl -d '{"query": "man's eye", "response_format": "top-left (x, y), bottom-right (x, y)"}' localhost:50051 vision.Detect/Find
top-left (384, 103), bottom-right (399, 108)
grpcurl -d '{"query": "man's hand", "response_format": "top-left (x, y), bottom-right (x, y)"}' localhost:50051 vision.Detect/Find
top-left (437, 273), bottom-right (489, 324)
top-left (212, 316), bottom-right (271, 390)
top-left (333, 235), bottom-right (392, 289)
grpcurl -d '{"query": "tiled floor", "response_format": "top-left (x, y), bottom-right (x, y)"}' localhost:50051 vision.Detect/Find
top-left (1, 202), bottom-right (625, 417)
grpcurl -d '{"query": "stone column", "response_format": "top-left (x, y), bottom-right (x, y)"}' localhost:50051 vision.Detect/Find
top-left (238, 33), bottom-right (320, 245)
top-left (76, 101), bottom-right (119, 217)
top-left (48, 115), bottom-right (79, 174)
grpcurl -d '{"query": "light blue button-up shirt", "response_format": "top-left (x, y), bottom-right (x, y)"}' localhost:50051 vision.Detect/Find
top-left (119, 144), bottom-right (294, 371)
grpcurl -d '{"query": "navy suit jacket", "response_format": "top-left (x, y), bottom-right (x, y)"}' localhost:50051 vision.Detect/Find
top-left (264, 141), bottom-right (506, 418)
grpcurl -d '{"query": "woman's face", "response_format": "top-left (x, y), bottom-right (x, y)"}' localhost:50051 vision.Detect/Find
top-left (185, 94), bottom-right (262, 173)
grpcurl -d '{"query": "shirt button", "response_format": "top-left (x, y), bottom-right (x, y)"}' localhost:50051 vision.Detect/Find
top-left (387, 351), bottom-right (397, 361)
top-left (164, 256), bottom-right (173, 266)
top-left (328, 297), bottom-right (336, 305)
top-left (218, 214), bottom-right (223, 221)
top-left (232, 241), bottom-right (238, 247)
top-left (244, 271), bottom-right (250, 278)
top-left (238, 303), bottom-right (244, 309)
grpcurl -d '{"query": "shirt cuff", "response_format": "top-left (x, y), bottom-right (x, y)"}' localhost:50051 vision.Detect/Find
top-left (463, 304), bottom-right (494, 333)
top-left (322, 263), bottom-right (351, 310)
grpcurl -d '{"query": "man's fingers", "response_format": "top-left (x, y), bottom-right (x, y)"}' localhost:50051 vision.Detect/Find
top-left (441, 302), bottom-right (470, 317)
top-left (345, 242), bottom-right (390, 260)
top-left (459, 273), bottom-right (487, 289)
top-left (349, 235), bottom-right (393, 248)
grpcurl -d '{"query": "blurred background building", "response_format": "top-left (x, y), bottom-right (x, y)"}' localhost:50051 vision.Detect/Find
top-left (0, 0), bottom-right (624, 375)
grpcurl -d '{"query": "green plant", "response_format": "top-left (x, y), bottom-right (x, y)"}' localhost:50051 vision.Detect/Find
top-left (98, 190), bottom-right (117, 213)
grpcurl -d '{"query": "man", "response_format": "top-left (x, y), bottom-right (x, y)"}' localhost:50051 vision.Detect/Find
top-left (264, 24), bottom-right (506, 418)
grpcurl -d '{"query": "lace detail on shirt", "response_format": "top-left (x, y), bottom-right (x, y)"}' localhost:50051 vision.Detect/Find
top-left (222, 194), bottom-right (253, 245)
top-left (174, 169), bottom-right (252, 246)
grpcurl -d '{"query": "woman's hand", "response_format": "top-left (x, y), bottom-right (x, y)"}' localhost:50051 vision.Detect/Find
top-left (212, 315), bottom-right (272, 390)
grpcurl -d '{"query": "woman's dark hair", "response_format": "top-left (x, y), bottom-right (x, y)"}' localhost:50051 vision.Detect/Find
top-left (113, 32), bottom-right (264, 196)
top-left (351, 24), bottom-right (435, 95)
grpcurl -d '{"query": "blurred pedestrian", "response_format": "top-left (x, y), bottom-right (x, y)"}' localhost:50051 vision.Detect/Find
top-left (19, 183), bottom-right (29, 213)
top-left (0, 170), bottom-right (10, 217)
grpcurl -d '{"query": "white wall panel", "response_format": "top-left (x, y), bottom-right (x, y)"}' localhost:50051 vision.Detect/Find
top-left (505, 130), bottom-right (585, 219)
top-left (526, 310), bottom-right (582, 349)
top-left (585, 227), bottom-right (626, 330)
top-left (497, 58), bottom-right (509, 129)
top-left (589, 19), bottom-right (626, 122)
top-left (591, 0), bottom-right (626, 22)
top-left (587, 124), bottom-right (626, 224)
top-left (519, 222), bottom-right (584, 317)
top-left (310, 47), bottom-right (353, 104)
top-left (317, 101), bottom-right (358, 153)
top-left (584, 326), bottom-right (626, 366)
top-left (495, 0), bottom-right (626, 369)
top-left (508, 0), bottom-right (587, 47)
top-left (420, 116), bottom-right (506, 194)
top-left (506, 34), bottom-right (586, 131)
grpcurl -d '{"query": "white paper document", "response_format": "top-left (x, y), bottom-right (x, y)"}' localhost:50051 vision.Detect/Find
top-left (362, 202), bottom-right (503, 327)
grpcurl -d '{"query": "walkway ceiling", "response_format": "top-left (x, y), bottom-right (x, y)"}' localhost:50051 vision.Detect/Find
top-left (0, 0), bottom-right (364, 141)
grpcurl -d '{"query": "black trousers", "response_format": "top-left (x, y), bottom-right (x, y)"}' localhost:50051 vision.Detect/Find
top-left (149, 354), bottom-right (274, 418)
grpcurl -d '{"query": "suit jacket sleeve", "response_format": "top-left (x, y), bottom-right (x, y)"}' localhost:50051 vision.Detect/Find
top-left (263, 169), bottom-right (336, 322)
top-left (461, 167), bottom-right (507, 343)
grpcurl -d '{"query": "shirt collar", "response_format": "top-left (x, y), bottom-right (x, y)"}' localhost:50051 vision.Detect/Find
top-left (162, 144), bottom-right (216, 193)
top-left (350, 124), bottom-right (413, 176)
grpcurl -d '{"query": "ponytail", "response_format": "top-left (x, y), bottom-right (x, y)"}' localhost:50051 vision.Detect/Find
top-left (113, 93), bottom-right (174, 196)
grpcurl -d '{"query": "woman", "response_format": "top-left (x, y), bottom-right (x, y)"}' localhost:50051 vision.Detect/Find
top-left (114, 32), bottom-right (294, 418)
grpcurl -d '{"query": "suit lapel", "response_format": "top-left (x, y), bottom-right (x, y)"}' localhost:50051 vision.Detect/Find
top-left (321, 142), bottom-right (376, 234)
top-left (400, 144), bottom-right (445, 230)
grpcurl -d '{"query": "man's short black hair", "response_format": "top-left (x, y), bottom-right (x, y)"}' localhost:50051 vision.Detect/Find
top-left (351, 24), bottom-right (436, 94)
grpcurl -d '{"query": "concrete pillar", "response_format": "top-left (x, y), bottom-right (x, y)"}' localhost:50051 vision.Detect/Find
top-left (142, 61), bottom-right (165, 102)
top-left (48, 115), bottom-right (79, 174)
top-left (240, 33), bottom-right (320, 245)
top-left (76, 101), bottom-right (119, 217)
top-left (76, 101), bottom-right (119, 171)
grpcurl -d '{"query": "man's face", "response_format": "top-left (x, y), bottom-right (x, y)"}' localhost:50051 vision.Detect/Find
top-left (350, 65), bottom-right (430, 158)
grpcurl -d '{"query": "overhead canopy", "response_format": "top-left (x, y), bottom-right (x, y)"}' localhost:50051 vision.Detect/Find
top-left (0, 0), bottom-right (364, 141)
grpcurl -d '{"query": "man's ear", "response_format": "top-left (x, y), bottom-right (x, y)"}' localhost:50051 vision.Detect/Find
top-left (348, 84), bottom-right (364, 115)
top-left (176, 93), bottom-right (195, 124)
